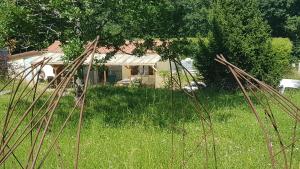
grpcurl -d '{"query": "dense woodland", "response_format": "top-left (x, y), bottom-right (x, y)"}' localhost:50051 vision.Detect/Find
top-left (0, 0), bottom-right (300, 88)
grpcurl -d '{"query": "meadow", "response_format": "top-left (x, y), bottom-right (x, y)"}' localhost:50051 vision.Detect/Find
top-left (0, 84), bottom-right (299, 169)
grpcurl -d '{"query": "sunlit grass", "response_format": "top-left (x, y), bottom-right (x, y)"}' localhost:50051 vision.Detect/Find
top-left (0, 84), bottom-right (299, 169)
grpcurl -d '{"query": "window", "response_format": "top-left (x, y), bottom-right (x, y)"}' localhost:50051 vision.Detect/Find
top-left (131, 66), bottom-right (139, 75)
top-left (148, 66), bottom-right (154, 75)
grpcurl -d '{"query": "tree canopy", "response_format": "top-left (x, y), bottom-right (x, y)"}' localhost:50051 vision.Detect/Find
top-left (0, 0), bottom-right (298, 89)
top-left (1, 0), bottom-right (299, 52)
top-left (194, 0), bottom-right (290, 88)
top-left (0, 0), bottom-right (211, 54)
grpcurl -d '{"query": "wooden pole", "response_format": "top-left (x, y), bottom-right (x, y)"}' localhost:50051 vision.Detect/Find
top-left (103, 70), bottom-right (107, 84)
top-left (31, 66), bottom-right (35, 86)
top-left (129, 66), bottom-right (131, 82)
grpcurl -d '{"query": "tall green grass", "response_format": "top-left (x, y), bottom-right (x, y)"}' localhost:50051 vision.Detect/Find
top-left (0, 85), bottom-right (299, 168)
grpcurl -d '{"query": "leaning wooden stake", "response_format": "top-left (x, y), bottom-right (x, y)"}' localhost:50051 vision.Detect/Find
top-left (0, 37), bottom-right (98, 168)
top-left (74, 36), bottom-right (99, 169)
top-left (216, 54), bottom-right (299, 169)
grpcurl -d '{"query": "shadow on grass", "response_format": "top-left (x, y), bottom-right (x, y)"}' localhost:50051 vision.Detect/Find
top-left (54, 85), bottom-right (251, 129)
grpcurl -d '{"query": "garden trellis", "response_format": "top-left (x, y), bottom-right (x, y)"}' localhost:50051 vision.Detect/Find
top-left (0, 37), bottom-right (299, 168)
top-left (0, 37), bottom-right (99, 169)
top-left (216, 54), bottom-right (299, 169)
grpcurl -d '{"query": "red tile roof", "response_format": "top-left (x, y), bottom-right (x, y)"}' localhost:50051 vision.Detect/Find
top-left (97, 43), bottom-right (137, 54)
top-left (97, 40), bottom-right (162, 54)
top-left (46, 40), bottom-right (162, 54)
top-left (46, 40), bottom-right (62, 53)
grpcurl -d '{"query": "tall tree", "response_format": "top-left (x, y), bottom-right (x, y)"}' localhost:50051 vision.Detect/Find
top-left (0, 0), bottom-right (212, 53)
top-left (177, 0), bottom-right (212, 37)
top-left (285, 0), bottom-right (300, 58)
top-left (195, 0), bottom-right (285, 88)
top-left (0, 0), bottom-right (66, 53)
top-left (258, 0), bottom-right (291, 37)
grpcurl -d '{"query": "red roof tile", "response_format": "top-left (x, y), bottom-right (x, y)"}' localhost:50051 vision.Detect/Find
top-left (46, 40), bottom-right (162, 54)
top-left (46, 40), bottom-right (62, 53)
top-left (97, 40), bottom-right (162, 54)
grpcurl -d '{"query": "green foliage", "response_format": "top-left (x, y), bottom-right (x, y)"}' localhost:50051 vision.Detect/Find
top-left (0, 0), bottom-right (213, 54)
top-left (258, 0), bottom-right (300, 37)
top-left (175, 0), bottom-right (212, 36)
top-left (62, 38), bottom-right (84, 62)
top-left (286, 16), bottom-right (300, 58)
top-left (289, 0), bottom-right (300, 16)
top-left (286, 16), bottom-right (300, 40)
top-left (258, 0), bottom-right (300, 59)
top-left (0, 1), bottom-right (32, 52)
top-left (0, 0), bottom-right (65, 53)
top-left (258, 0), bottom-right (291, 37)
top-left (271, 38), bottom-right (293, 64)
top-left (195, 0), bottom-right (278, 88)
top-left (268, 38), bottom-right (293, 82)
top-left (155, 38), bottom-right (198, 60)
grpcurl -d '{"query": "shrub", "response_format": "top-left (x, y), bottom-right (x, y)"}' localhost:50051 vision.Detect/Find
top-left (266, 38), bottom-right (292, 83)
top-left (194, 0), bottom-right (289, 89)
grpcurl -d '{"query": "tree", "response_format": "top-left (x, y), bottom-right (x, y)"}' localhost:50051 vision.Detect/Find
top-left (289, 0), bottom-right (300, 16)
top-left (195, 0), bottom-right (285, 89)
top-left (0, 1), bottom-right (33, 53)
top-left (0, 0), bottom-right (213, 53)
top-left (285, 0), bottom-right (300, 58)
top-left (258, 0), bottom-right (291, 37)
top-left (286, 16), bottom-right (300, 58)
top-left (0, 0), bottom-right (66, 53)
top-left (257, 0), bottom-right (300, 58)
top-left (177, 0), bottom-right (212, 37)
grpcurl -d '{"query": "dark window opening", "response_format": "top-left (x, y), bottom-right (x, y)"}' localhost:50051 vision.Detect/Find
top-left (131, 66), bottom-right (139, 75)
top-left (149, 66), bottom-right (154, 75)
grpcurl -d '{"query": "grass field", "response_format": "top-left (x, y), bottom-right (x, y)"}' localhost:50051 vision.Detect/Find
top-left (0, 84), bottom-right (299, 169)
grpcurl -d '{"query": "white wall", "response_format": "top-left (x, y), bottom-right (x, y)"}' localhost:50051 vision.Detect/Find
top-left (9, 56), bottom-right (55, 82)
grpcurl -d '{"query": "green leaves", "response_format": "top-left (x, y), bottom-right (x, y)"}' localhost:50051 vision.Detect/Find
top-left (258, 0), bottom-right (290, 37)
top-left (0, 1), bottom-right (30, 51)
top-left (62, 38), bottom-right (84, 62)
top-left (258, 0), bottom-right (300, 57)
top-left (195, 0), bottom-right (285, 88)
top-left (103, 23), bottom-right (122, 37)
top-left (286, 16), bottom-right (300, 40)
top-left (0, 0), bottom-right (213, 55)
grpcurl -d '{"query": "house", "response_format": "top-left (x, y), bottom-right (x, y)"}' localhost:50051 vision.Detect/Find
top-left (32, 41), bottom-right (173, 88)
top-left (9, 40), bottom-right (197, 88)
top-left (94, 53), bottom-right (172, 88)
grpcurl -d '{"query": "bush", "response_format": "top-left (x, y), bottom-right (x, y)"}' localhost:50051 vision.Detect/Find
top-left (266, 38), bottom-right (292, 83)
top-left (194, 0), bottom-right (290, 89)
